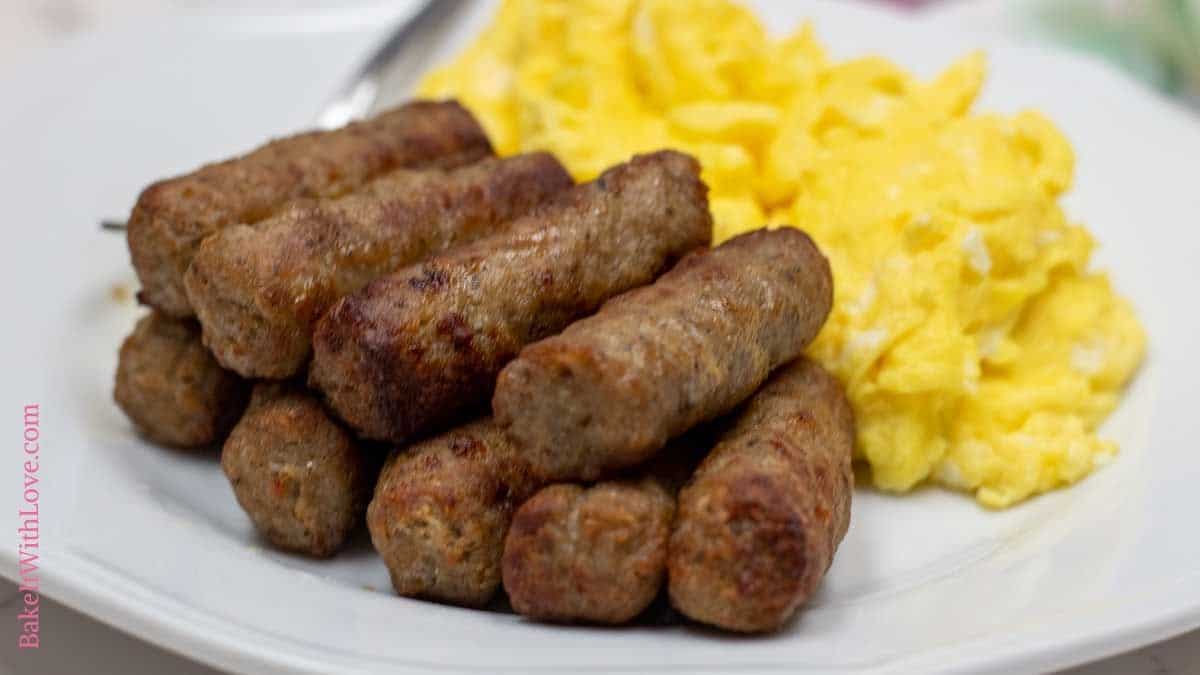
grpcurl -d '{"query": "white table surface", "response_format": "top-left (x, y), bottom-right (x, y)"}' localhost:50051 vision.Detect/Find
top-left (1, 1), bottom-right (1196, 673)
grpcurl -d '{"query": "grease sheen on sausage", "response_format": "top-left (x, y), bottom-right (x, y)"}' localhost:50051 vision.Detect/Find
top-left (129, 100), bottom-right (493, 316)
top-left (493, 227), bottom-right (832, 481)
top-left (310, 150), bottom-right (712, 442)
top-left (185, 153), bottom-right (571, 378)
top-left (667, 358), bottom-right (854, 633)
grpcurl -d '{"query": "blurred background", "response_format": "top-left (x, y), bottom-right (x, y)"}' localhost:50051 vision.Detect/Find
top-left (938, 0), bottom-right (1200, 108)
top-left (2, 0), bottom-right (1198, 109)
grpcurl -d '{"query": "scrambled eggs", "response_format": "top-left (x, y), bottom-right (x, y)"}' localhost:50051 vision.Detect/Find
top-left (418, 0), bottom-right (1146, 508)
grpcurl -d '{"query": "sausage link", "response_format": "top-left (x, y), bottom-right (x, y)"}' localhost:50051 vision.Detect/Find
top-left (113, 312), bottom-right (248, 447)
top-left (367, 418), bottom-right (544, 606)
top-left (185, 153), bottom-right (571, 378)
top-left (222, 383), bottom-right (377, 557)
top-left (128, 100), bottom-right (492, 316)
top-left (667, 358), bottom-right (854, 633)
top-left (494, 227), bottom-right (832, 481)
top-left (310, 150), bottom-right (712, 442)
top-left (502, 435), bottom-right (708, 624)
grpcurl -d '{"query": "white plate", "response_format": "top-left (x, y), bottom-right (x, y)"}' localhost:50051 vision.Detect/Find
top-left (2, 1), bottom-right (1199, 673)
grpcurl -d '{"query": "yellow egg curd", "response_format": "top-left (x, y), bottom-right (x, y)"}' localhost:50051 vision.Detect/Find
top-left (418, 0), bottom-right (1147, 508)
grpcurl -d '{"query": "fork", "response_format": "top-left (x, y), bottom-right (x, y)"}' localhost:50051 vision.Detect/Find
top-left (101, 0), bottom-right (466, 231)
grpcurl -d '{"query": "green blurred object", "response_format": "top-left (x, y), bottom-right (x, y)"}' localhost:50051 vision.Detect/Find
top-left (1021, 0), bottom-right (1200, 104)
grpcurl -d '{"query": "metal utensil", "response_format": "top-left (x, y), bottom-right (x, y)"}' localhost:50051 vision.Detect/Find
top-left (315, 0), bottom-right (467, 129)
top-left (101, 0), bottom-right (467, 230)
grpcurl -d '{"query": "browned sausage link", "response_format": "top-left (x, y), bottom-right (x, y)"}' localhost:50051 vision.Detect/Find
top-left (222, 383), bottom-right (377, 558)
top-left (366, 418), bottom-right (544, 606)
top-left (185, 153), bottom-right (572, 379)
top-left (667, 358), bottom-right (854, 633)
top-left (128, 100), bottom-right (493, 317)
top-left (494, 227), bottom-right (832, 481)
top-left (502, 435), bottom-right (708, 624)
top-left (113, 312), bottom-right (248, 448)
top-left (310, 150), bottom-right (712, 442)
